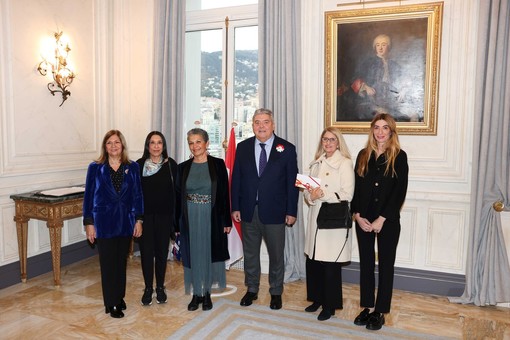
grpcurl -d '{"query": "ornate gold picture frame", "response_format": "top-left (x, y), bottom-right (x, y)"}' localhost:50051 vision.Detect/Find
top-left (325, 2), bottom-right (443, 135)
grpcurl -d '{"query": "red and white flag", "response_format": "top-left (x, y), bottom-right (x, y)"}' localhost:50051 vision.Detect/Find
top-left (225, 127), bottom-right (243, 269)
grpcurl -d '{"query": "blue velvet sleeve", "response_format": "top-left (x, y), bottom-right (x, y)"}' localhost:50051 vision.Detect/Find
top-left (83, 162), bottom-right (98, 226)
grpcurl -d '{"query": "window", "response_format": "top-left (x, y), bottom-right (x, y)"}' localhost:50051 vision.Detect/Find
top-left (185, 3), bottom-right (258, 158)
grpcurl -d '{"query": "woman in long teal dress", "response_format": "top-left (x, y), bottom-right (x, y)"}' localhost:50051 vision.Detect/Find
top-left (177, 128), bottom-right (231, 311)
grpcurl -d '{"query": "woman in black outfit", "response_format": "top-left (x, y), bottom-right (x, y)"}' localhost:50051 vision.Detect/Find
top-left (136, 131), bottom-right (178, 306)
top-left (351, 113), bottom-right (408, 331)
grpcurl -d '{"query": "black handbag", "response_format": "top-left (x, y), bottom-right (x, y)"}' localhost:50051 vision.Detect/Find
top-left (316, 194), bottom-right (352, 229)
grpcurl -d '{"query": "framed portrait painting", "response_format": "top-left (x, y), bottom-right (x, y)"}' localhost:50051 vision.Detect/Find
top-left (324, 2), bottom-right (443, 135)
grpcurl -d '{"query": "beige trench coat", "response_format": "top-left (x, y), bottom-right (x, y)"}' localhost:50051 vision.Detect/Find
top-left (303, 150), bottom-right (355, 263)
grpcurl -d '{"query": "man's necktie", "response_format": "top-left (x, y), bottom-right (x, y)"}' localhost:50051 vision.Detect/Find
top-left (259, 143), bottom-right (267, 176)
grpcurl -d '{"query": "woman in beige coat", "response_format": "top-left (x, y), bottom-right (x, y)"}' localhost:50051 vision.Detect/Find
top-left (303, 127), bottom-right (354, 321)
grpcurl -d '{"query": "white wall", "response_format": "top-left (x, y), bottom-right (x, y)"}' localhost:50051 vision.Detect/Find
top-left (301, 0), bottom-right (478, 275)
top-left (0, 0), bottom-right (154, 266)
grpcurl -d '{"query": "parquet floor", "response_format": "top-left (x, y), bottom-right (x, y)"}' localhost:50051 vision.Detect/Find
top-left (0, 256), bottom-right (509, 339)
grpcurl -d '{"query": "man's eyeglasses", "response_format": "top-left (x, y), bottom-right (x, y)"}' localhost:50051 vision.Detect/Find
top-left (321, 137), bottom-right (337, 143)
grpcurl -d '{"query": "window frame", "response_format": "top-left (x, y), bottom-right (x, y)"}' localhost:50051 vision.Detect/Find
top-left (185, 5), bottom-right (258, 158)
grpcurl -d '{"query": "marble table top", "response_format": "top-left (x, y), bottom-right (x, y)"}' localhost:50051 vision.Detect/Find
top-left (10, 186), bottom-right (85, 203)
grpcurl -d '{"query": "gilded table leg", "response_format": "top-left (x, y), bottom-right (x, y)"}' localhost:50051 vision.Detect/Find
top-left (47, 220), bottom-right (63, 286)
top-left (14, 216), bottom-right (29, 283)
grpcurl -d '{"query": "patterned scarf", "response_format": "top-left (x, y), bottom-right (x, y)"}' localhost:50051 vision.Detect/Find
top-left (143, 156), bottom-right (163, 177)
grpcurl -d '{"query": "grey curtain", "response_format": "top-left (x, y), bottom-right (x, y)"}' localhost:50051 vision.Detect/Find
top-left (152, 0), bottom-right (185, 159)
top-left (449, 0), bottom-right (510, 306)
top-left (259, 0), bottom-right (305, 282)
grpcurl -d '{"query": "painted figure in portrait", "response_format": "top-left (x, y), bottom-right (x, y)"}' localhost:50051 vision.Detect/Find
top-left (336, 19), bottom-right (427, 122)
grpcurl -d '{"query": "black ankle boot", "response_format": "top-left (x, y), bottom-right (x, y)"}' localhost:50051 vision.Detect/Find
top-left (202, 292), bottom-right (213, 311)
top-left (187, 295), bottom-right (202, 311)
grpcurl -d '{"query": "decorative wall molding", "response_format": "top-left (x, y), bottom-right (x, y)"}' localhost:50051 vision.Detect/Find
top-left (0, 0), bottom-right (13, 177)
top-left (426, 208), bottom-right (466, 270)
top-left (396, 207), bottom-right (418, 265)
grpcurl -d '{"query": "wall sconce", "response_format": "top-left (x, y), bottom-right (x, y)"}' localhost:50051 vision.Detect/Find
top-left (37, 31), bottom-right (75, 107)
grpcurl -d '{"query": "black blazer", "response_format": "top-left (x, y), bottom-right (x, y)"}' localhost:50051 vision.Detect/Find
top-left (351, 150), bottom-right (408, 222)
top-left (176, 156), bottom-right (231, 268)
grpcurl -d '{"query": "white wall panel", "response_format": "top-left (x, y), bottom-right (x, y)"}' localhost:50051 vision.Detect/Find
top-left (496, 211), bottom-right (510, 308)
top-left (36, 220), bottom-right (50, 254)
top-left (426, 208), bottom-right (466, 270)
top-left (68, 218), bottom-right (86, 244)
top-left (108, 0), bottom-right (153, 156)
top-left (501, 211), bottom-right (510, 263)
top-left (396, 207), bottom-right (418, 265)
top-left (0, 205), bottom-right (19, 262)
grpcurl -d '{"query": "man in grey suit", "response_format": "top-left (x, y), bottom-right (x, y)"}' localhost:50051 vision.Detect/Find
top-left (231, 108), bottom-right (299, 310)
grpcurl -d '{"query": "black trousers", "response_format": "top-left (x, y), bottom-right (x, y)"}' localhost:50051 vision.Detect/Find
top-left (355, 221), bottom-right (400, 313)
top-left (306, 257), bottom-right (343, 310)
top-left (138, 213), bottom-right (172, 288)
top-left (96, 236), bottom-right (131, 307)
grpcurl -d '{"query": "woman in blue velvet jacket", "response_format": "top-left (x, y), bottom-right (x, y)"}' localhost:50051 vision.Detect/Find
top-left (83, 130), bottom-right (144, 318)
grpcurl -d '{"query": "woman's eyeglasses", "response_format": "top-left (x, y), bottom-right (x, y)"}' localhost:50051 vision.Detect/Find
top-left (321, 137), bottom-right (337, 143)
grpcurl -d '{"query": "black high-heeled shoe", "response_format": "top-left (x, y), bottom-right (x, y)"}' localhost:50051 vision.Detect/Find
top-left (105, 305), bottom-right (124, 318)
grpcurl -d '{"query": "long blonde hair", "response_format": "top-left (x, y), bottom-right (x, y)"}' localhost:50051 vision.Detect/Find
top-left (313, 127), bottom-right (351, 161)
top-left (95, 130), bottom-right (130, 164)
top-left (356, 113), bottom-right (401, 177)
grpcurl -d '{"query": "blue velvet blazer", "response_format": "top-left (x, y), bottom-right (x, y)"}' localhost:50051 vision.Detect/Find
top-left (83, 161), bottom-right (144, 238)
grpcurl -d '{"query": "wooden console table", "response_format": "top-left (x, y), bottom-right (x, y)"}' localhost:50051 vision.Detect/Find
top-left (11, 189), bottom-right (84, 286)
